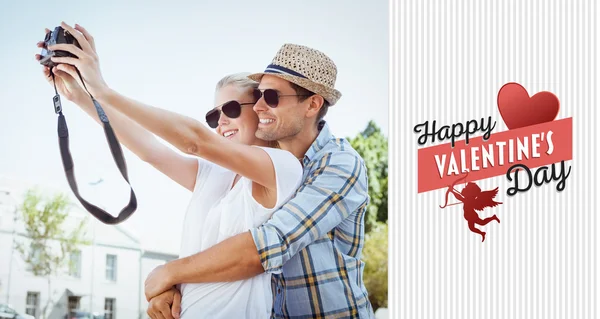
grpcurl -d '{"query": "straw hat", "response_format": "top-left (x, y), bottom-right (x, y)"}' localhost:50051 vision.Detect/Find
top-left (248, 44), bottom-right (342, 106)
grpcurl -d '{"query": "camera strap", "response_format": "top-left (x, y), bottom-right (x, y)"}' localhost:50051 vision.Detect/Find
top-left (51, 70), bottom-right (137, 225)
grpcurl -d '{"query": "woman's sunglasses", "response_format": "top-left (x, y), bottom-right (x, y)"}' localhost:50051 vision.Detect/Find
top-left (253, 88), bottom-right (312, 108)
top-left (205, 100), bottom-right (255, 129)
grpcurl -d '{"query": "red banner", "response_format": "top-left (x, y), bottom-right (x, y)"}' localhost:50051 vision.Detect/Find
top-left (417, 118), bottom-right (573, 193)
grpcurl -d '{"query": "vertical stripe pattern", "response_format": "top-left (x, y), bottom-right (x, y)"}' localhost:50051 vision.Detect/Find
top-left (390, 0), bottom-right (598, 318)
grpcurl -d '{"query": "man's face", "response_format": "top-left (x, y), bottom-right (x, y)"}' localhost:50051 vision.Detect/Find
top-left (253, 75), bottom-right (310, 141)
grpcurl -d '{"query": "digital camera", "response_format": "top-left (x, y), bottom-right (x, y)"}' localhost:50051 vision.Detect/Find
top-left (39, 26), bottom-right (81, 68)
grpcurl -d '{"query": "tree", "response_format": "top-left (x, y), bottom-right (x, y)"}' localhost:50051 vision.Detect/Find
top-left (347, 120), bottom-right (388, 232)
top-left (362, 222), bottom-right (388, 310)
top-left (15, 188), bottom-right (90, 319)
top-left (347, 121), bottom-right (389, 310)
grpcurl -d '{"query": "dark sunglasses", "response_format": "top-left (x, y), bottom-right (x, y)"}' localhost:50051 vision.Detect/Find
top-left (253, 88), bottom-right (312, 108)
top-left (205, 100), bottom-right (255, 128)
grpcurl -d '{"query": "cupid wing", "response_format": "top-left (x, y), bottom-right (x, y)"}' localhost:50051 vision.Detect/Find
top-left (473, 187), bottom-right (502, 211)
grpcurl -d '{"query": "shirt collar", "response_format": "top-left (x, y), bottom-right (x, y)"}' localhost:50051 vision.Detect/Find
top-left (303, 121), bottom-right (333, 164)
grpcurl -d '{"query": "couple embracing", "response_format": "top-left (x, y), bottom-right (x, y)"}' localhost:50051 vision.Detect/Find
top-left (37, 22), bottom-right (375, 319)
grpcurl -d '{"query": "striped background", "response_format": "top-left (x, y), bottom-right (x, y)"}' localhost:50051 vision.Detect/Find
top-left (389, 0), bottom-right (598, 318)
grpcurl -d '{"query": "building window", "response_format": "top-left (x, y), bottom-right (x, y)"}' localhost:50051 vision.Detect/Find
top-left (68, 295), bottom-right (81, 314)
top-left (106, 254), bottom-right (117, 281)
top-left (25, 292), bottom-right (40, 317)
top-left (104, 298), bottom-right (116, 319)
top-left (69, 250), bottom-right (82, 278)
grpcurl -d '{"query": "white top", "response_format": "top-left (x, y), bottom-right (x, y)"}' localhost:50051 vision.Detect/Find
top-left (178, 147), bottom-right (303, 319)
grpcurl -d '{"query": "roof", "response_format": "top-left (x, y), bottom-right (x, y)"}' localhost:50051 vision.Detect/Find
top-left (142, 249), bottom-right (179, 261)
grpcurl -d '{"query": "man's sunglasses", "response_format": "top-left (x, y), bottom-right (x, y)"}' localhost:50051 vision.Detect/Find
top-left (253, 88), bottom-right (312, 108)
top-left (205, 100), bottom-right (255, 129)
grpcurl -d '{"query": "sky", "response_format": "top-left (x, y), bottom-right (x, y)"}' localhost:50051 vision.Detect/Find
top-left (0, 1), bottom-right (388, 254)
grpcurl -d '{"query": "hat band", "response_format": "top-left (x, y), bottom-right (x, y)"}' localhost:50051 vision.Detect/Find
top-left (264, 64), bottom-right (307, 79)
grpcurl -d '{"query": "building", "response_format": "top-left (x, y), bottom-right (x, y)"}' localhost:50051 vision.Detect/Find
top-left (0, 176), bottom-right (178, 319)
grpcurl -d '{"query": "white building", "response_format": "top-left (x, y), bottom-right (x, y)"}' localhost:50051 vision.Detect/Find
top-left (0, 176), bottom-right (178, 319)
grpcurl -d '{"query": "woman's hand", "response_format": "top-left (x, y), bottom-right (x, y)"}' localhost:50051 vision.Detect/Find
top-left (36, 28), bottom-right (88, 104)
top-left (45, 22), bottom-right (110, 99)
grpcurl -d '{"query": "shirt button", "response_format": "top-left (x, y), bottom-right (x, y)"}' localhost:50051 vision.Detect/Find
top-left (277, 288), bottom-right (282, 294)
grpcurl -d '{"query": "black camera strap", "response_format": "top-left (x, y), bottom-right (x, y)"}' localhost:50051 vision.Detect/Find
top-left (51, 70), bottom-right (137, 225)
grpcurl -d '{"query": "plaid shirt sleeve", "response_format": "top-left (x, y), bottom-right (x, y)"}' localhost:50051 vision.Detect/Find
top-left (250, 150), bottom-right (369, 274)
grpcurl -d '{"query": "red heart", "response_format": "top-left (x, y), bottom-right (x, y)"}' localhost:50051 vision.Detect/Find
top-left (497, 82), bottom-right (560, 130)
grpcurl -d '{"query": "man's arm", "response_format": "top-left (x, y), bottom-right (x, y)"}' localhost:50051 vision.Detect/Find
top-left (171, 232), bottom-right (264, 283)
top-left (250, 151), bottom-right (369, 273)
top-left (151, 151), bottom-right (368, 290)
top-left (145, 231), bottom-right (264, 300)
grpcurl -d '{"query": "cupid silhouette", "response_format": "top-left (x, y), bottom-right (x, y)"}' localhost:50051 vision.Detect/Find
top-left (440, 171), bottom-right (502, 242)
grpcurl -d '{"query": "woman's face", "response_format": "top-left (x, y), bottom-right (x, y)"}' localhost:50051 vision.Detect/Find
top-left (213, 84), bottom-right (264, 146)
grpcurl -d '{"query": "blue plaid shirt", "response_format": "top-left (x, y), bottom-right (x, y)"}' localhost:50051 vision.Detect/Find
top-left (251, 123), bottom-right (375, 318)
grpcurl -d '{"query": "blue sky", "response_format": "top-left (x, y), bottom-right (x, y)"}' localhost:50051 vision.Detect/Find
top-left (0, 1), bottom-right (388, 253)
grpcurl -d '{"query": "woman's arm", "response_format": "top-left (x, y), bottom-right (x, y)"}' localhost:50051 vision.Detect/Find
top-left (63, 86), bottom-right (198, 192)
top-left (50, 22), bottom-right (277, 191)
top-left (94, 88), bottom-right (278, 191)
top-left (52, 66), bottom-right (197, 191)
top-left (45, 24), bottom-right (198, 192)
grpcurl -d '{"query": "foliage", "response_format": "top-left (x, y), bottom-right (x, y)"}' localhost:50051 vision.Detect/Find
top-left (362, 222), bottom-right (388, 311)
top-left (14, 188), bottom-right (90, 319)
top-left (347, 120), bottom-right (388, 232)
top-left (347, 121), bottom-right (389, 310)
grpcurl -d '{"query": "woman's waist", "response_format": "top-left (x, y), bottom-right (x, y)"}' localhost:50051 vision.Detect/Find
top-left (180, 275), bottom-right (271, 303)
top-left (179, 276), bottom-right (272, 317)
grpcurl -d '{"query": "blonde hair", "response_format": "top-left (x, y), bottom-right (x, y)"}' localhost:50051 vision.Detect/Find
top-left (215, 72), bottom-right (259, 94)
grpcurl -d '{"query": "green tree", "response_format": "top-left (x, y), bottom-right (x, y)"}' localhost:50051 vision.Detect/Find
top-left (347, 120), bottom-right (388, 232)
top-left (362, 222), bottom-right (388, 310)
top-left (15, 188), bottom-right (90, 319)
top-left (347, 121), bottom-right (388, 310)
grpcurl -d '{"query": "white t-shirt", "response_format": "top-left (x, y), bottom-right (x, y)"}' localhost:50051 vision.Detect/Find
top-left (177, 147), bottom-right (303, 319)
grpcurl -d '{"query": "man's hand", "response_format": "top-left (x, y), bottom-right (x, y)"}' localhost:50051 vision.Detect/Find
top-left (145, 264), bottom-right (175, 301)
top-left (147, 287), bottom-right (182, 319)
